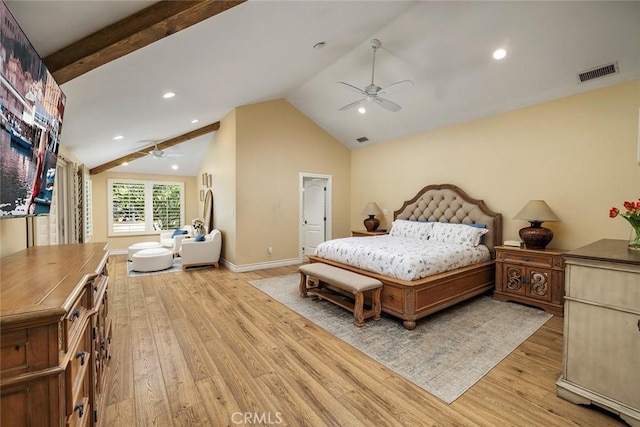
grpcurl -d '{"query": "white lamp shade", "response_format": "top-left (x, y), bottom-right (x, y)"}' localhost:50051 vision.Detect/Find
top-left (361, 202), bottom-right (383, 216)
top-left (514, 200), bottom-right (560, 222)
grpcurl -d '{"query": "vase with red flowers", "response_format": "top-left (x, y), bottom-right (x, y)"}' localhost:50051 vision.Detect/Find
top-left (609, 198), bottom-right (640, 250)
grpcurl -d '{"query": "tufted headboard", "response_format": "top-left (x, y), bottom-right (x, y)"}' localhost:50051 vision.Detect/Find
top-left (393, 184), bottom-right (503, 257)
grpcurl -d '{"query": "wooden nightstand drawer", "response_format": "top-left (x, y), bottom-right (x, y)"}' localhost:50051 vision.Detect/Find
top-left (499, 251), bottom-right (554, 268)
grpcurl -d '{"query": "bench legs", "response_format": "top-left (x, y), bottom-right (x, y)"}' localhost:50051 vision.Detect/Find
top-left (353, 287), bottom-right (382, 327)
top-left (300, 272), bottom-right (382, 327)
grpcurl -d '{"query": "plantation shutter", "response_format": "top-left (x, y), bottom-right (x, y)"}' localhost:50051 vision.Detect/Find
top-left (152, 183), bottom-right (182, 231)
top-left (111, 182), bottom-right (146, 233)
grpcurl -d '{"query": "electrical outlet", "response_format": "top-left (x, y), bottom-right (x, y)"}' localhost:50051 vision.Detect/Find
top-left (267, 247), bottom-right (273, 256)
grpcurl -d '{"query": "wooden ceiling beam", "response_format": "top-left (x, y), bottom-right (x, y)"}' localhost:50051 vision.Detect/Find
top-left (89, 121), bottom-right (219, 175)
top-left (45, 0), bottom-right (246, 84)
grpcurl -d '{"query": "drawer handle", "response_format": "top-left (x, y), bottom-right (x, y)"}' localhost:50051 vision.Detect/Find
top-left (75, 351), bottom-right (86, 366)
top-left (388, 294), bottom-right (394, 300)
top-left (74, 402), bottom-right (84, 418)
top-left (523, 257), bottom-right (530, 262)
top-left (69, 309), bottom-right (81, 321)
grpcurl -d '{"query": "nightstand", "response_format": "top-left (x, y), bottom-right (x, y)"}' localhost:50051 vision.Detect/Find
top-left (493, 245), bottom-right (565, 316)
top-left (351, 230), bottom-right (387, 237)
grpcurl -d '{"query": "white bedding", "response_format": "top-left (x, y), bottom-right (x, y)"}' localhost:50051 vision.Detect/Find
top-left (313, 235), bottom-right (491, 282)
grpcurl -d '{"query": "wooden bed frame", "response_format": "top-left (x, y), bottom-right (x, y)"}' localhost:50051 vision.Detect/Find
top-left (308, 184), bottom-right (502, 330)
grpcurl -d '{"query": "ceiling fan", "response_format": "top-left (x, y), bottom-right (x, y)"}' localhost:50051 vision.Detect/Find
top-left (338, 39), bottom-right (413, 112)
top-left (138, 143), bottom-right (184, 160)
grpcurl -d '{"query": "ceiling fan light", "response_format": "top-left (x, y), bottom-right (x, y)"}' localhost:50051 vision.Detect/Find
top-left (358, 107), bottom-right (366, 114)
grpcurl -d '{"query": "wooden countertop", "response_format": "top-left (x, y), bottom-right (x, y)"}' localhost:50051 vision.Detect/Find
top-left (563, 239), bottom-right (640, 266)
top-left (0, 242), bottom-right (108, 322)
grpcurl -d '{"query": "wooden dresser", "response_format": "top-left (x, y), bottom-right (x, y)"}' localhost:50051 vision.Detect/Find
top-left (556, 239), bottom-right (640, 426)
top-left (0, 243), bottom-right (112, 427)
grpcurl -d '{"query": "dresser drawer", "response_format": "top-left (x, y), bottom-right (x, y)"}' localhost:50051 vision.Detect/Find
top-left (63, 288), bottom-right (90, 353)
top-left (381, 285), bottom-right (404, 313)
top-left (66, 330), bottom-right (91, 427)
top-left (566, 263), bottom-right (640, 311)
top-left (0, 329), bottom-right (27, 374)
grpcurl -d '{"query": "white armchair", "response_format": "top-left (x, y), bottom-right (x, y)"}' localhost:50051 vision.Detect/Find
top-left (180, 229), bottom-right (222, 270)
top-left (160, 224), bottom-right (192, 255)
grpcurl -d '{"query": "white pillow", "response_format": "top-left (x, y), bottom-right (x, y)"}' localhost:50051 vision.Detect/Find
top-left (389, 220), bottom-right (434, 242)
top-left (430, 222), bottom-right (489, 247)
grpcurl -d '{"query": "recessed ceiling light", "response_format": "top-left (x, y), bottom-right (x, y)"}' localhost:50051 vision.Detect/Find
top-left (191, 119), bottom-right (199, 124)
top-left (358, 107), bottom-right (366, 114)
top-left (163, 92), bottom-right (176, 99)
top-left (171, 165), bottom-right (178, 170)
top-left (493, 48), bottom-right (507, 60)
top-left (113, 135), bottom-right (124, 140)
top-left (121, 162), bottom-right (128, 166)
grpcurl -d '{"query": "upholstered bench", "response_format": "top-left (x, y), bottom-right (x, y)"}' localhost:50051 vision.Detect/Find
top-left (127, 241), bottom-right (162, 261)
top-left (298, 263), bottom-right (382, 327)
top-left (131, 248), bottom-right (173, 272)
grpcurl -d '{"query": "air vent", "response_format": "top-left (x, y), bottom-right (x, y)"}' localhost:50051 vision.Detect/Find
top-left (356, 137), bottom-right (369, 143)
top-left (577, 61), bottom-right (619, 83)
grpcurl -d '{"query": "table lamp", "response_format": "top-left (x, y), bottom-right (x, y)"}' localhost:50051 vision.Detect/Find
top-left (361, 202), bottom-right (383, 232)
top-left (513, 200), bottom-right (560, 249)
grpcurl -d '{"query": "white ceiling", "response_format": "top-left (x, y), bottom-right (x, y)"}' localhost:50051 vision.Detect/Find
top-left (6, 1), bottom-right (640, 177)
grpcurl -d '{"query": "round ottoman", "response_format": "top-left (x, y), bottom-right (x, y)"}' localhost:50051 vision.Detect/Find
top-left (131, 248), bottom-right (174, 272)
top-left (128, 241), bottom-right (162, 261)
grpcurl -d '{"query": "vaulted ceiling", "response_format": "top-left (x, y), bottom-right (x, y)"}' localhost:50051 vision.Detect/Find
top-left (6, 1), bottom-right (640, 176)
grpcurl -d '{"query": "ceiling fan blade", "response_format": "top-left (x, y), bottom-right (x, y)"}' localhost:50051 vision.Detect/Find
top-left (339, 98), bottom-right (366, 111)
top-left (337, 81), bottom-right (366, 96)
top-left (375, 97), bottom-right (402, 112)
top-left (378, 80), bottom-right (413, 96)
top-left (164, 152), bottom-right (185, 158)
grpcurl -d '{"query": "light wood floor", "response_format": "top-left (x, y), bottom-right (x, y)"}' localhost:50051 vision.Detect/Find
top-left (105, 255), bottom-right (626, 426)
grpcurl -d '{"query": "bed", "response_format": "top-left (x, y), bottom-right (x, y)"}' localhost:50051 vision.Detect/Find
top-left (307, 184), bottom-right (502, 329)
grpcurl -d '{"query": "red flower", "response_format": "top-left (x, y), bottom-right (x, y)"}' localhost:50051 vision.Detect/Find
top-left (609, 207), bottom-right (619, 218)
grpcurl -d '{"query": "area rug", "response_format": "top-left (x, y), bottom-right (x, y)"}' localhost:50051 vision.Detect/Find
top-left (250, 274), bottom-right (552, 404)
top-left (127, 257), bottom-right (182, 278)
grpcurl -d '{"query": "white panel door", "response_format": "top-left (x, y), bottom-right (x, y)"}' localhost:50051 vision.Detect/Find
top-left (302, 178), bottom-right (326, 255)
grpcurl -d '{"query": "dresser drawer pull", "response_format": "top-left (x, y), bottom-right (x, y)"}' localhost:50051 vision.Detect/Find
top-left (522, 257), bottom-right (530, 262)
top-left (388, 294), bottom-right (394, 300)
top-left (74, 402), bottom-right (84, 418)
top-left (75, 351), bottom-right (86, 366)
top-left (69, 309), bottom-right (81, 321)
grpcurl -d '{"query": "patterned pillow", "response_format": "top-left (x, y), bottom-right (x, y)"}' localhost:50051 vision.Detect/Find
top-left (389, 220), bottom-right (434, 242)
top-left (430, 222), bottom-right (489, 246)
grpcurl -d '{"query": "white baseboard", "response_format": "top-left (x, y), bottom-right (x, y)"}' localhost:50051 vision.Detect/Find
top-left (222, 257), bottom-right (302, 273)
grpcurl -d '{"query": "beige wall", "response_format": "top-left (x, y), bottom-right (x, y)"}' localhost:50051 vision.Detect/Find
top-left (199, 109), bottom-right (238, 263)
top-left (232, 98), bottom-right (351, 265)
top-left (351, 80), bottom-right (640, 251)
top-left (90, 171), bottom-right (199, 252)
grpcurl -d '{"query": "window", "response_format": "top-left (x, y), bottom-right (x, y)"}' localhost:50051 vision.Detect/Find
top-left (107, 179), bottom-right (184, 236)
